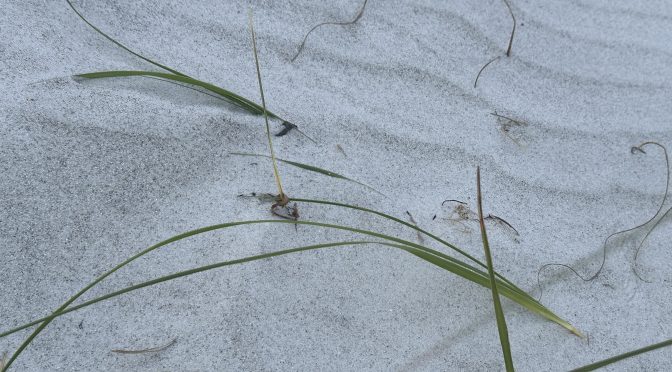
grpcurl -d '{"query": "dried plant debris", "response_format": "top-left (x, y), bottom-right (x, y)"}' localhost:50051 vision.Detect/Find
top-left (112, 338), bottom-right (177, 355)
top-left (537, 141), bottom-right (670, 300)
top-left (0, 352), bottom-right (7, 370)
top-left (491, 112), bottom-right (527, 146)
top-left (630, 142), bottom-right (670, 282)
top-left (440, 199), bottom-right (518, 237)
top-left (485, 214), bottom-right (519, 236)
top-left (275, 121), bottom-right (318, 144)
top-left (474, 56), bottom-right (500, 88)
top-left (502, 0), bottom-right (516, 57)
top-left (473, 0), bottom-right (516, 87)
top-left (291, 0), bottom-right (369, 62)
top-left (272, 202), bottom-right (300, 221)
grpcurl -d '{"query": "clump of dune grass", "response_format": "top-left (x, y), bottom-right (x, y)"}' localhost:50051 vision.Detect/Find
top-left (0, 191), bottom-right (581, 370)
top-left (3, 2), bottom-right (668, 371)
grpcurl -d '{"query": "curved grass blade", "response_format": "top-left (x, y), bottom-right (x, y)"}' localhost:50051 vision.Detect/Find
top-left (0, 204), bottom-right (574, 339)
top-left (571, 338), bottom-right (672, 372)
top-left (231, 153), bottom-right (386, 197)
top-left (477, 167), bottom-right (514, 371)
top-left (66, 0), bottom-right (186, 77)
top-left (1, 218), bottom-right (577, 370)
top-left (76, 70), bottom-right (277, 118)
top-left (1, 225), bottom-right (568, 342)
top-left (291, 197), bottom-right (525, 295)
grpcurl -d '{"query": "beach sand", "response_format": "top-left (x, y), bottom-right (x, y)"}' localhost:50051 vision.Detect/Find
top-left (1, 0), bottom-right (671, 370)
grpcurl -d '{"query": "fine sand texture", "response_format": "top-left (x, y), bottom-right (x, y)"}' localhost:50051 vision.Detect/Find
top-left (1, 0), bottom-right (671, 370)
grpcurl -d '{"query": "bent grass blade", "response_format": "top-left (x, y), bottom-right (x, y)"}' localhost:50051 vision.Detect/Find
top-left (75, 70), bottom-right (281, 118)
top-left (1, 217), bottom-right (577, 370)
top-left (232, 153), bottom-right (385, 197)
top-left (477, 167), bottom-right (514, 372)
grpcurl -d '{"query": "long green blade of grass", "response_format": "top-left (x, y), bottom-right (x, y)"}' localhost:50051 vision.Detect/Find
top-left (571, 338), bottom-right (672, 371)
top-left (476, 167), bottom-right (514, 371)
top-left (75, 70), bottom-right (282, 118)
top-left (1, 220), bottom-right (566, 339)
top-left (67, 1), bottom-right (293, 124)
top-left (291, 198), bottom-right (523, 295)
top-left (66, 0), bottom-right (187, 77)
top-left (232, 153), bottom-right (385, 197)
top-left (1, 218), bottom-right (577, 370)
top-left (248, 10), bottom-right (286, 200)
top-left (0, 200), bottom-right (576, 339)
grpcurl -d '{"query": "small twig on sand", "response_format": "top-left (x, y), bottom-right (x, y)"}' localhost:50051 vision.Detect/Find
top-left (474, 56), bottom-right (500, 88)
top-left (485, 214), bottom-right (519, 236)
top-left (291, 0), bottom-right (369, 62)
top-left (473, 1), bottom-right (516, 87)
top-left (502, 0), bottom-right (516, 57)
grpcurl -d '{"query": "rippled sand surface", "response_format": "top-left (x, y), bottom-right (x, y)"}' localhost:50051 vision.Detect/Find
top-left (1, 1), bottom-right (671, 370)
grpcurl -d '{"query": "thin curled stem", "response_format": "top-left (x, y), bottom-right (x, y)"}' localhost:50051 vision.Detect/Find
top-left (291, 0), bottom-right (369, 62)
top-left (537, 141), bottom-right (670, 300)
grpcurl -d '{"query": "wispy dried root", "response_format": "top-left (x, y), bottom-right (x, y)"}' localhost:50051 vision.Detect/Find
top-left (474, 56), bottom-right (500, 88)
top-left (502, 0), bottom-right (516, 57)
top-left (537, 141), bottom-right (670, 300)
top-left (440, 200), bottom-right (519, 236)
top-left (473, 0), bottom-right (516, 87)
top-left (291, 0), bottom-right (369, 62)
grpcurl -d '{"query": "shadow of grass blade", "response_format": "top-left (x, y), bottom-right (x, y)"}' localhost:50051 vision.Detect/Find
top-left (75, 70), bottom-right (279, 118)
top-left (477, 167), bottom-right (514, 372)
top-left (1, 218), bottom-right (576, 347)
top-left (66, 0), bottom-right (186, 77)
top-left (571, 338), bottom-right (672, 371)
top-left (231, 152), bottom-right (386, 196)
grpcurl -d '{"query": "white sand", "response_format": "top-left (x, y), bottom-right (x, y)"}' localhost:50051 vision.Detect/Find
top-left (1, 0), bottom-right (671, 370)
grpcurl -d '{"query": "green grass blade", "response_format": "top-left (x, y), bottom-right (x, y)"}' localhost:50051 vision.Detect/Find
top-left (1, 218), bottom-right (575, 348)
top-left (66, 0), bottom-right (187, 77)
top-left (231, 153), bottom-right (386, 197)
top-left (76, 70), bottom-right (277, 118)
top-left (248, 10), bottom-right (286, 199)
top-left (291, 197), bottom-right (526, 296)
top-left (477, 167), bottom-right (514, 372)
top-left (0, 239), bottom-right (523, 346)
top-left (571, 338), bottom-right (672, 371)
